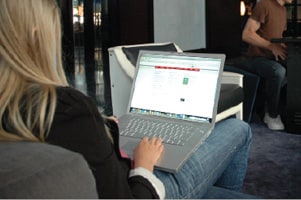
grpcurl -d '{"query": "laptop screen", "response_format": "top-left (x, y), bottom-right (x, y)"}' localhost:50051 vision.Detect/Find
top-left (128, 51), bottom-right (224, 123)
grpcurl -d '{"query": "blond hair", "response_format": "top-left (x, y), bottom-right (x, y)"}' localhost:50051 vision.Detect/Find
top-left (0, 0), bottom-right (69, 141)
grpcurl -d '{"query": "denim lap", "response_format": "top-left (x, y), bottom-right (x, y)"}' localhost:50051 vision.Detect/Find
top-left (154, 118), bottom-right (252, 199)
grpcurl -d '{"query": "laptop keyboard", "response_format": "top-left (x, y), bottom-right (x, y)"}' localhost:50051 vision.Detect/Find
top-left (120, 118), bottom-right (194, 146)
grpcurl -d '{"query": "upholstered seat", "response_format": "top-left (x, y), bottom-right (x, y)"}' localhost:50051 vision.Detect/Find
top-left (0, 141), bottom-right (257, 199)
top-left (0, 142), bottom-right (98, 199)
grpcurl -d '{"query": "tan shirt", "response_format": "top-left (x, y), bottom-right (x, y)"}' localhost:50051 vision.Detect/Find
top-left (247, 0), bottom-right (287, 59)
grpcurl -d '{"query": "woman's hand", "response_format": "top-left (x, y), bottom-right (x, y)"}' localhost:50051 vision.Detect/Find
top-left (106, 115), bottom-right (119, 124)
top-left (133, 137), bottom-right (164, 172)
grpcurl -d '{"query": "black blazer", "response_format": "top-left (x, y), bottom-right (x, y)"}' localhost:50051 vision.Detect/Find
top-left (46, 87), bottom-right (159, 198)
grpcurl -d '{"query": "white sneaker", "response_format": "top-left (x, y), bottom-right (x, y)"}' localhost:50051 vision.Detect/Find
top-left (264, 113), bottom-right (284, 130)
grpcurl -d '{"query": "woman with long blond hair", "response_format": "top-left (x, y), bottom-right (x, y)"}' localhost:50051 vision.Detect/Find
top-left (0, 0), bottom-right (253, 198)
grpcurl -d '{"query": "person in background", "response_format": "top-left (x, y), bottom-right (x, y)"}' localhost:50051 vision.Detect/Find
top-left (242, 0), bottom-right (293, 130)
top-left (0, 0), bottom-right (253, 198)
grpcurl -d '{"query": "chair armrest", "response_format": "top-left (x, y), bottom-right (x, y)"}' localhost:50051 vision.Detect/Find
top-left (221, 71), bottom-right (243, 87)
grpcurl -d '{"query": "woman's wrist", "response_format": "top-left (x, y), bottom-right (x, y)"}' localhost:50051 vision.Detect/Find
top-left (134, 162), bottom-right (154, 173)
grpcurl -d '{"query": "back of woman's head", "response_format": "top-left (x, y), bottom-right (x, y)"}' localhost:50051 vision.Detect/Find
top-left (0, 0), bottom-right (68, 141)
top-left (0, 0), bottom-right (68, 84)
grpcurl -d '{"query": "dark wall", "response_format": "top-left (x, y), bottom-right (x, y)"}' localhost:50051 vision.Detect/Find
top-left (108, 0), bottom-right (153, 46)
top-left (118, 0), bottom-right (153, 44)
top-left (205, 0), bottom-right (241, 58)
top-left (107, 0), bottom-right (242, 58)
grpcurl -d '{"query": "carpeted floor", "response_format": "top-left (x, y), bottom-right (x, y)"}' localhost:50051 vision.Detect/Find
top-left (241, 118), bottom-right (301, 199)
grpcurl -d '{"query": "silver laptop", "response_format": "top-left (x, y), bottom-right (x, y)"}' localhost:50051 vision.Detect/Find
top-left (118, 50), bottom-right (225, 173)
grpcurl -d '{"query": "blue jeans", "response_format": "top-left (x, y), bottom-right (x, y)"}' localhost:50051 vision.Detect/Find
top-left (242, 57), bottom-right (286, 117)
top-left (154, 118), bottom-right (252, 198)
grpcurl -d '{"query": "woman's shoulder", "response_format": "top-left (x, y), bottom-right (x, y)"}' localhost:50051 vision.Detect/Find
top-left (56, 86), bottom-right (88, 99)
top-left (55, 86), bottom-right (97, 115)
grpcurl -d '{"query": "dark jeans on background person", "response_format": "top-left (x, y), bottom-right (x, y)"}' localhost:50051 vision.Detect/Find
top-left (242, 57), bottom-right (286, 118)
